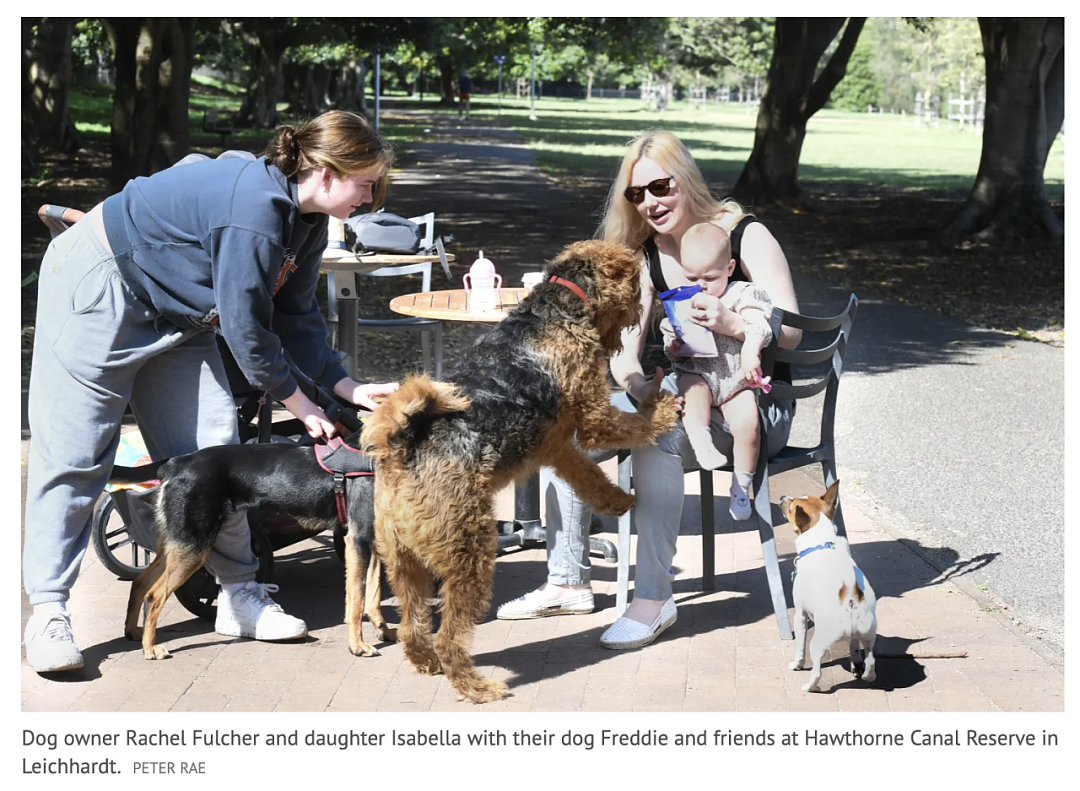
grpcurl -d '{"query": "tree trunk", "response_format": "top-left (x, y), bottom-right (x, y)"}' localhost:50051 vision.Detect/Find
top-left (586, 68), bottom-right (594, 100)
top-left (24, 17), bottom-right (83, 158)
top-left (283, 62), bottom-right (335, 117)
top-left (438, 57), bottom-right (455, 105)
top-left (335, 59), bottom-right (367, 115)
top-left (734, 17), bottom-right (865, 208)
top-left (238, 31), bottom-right (285, 129)
top-left (282, 62), bottom-right (312, 116)
top-left (942, 18), bottom-right (1065, 243)
top-left (104, 18), bottom-right (196, 190)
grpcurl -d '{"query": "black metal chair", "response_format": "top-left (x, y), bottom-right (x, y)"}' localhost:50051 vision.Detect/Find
top-left (615, 294), bottom-right (859, 638)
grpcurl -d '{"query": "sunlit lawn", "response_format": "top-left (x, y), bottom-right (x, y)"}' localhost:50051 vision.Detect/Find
top-left (403, 94), bottom-right (1065, 197)
top-left (67, 86), bottom-right (1063, 199)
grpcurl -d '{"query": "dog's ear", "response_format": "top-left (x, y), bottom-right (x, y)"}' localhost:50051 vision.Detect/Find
top-left (793, 503), bottom-right (814, 532)
top-left (823, 480), bottom-right (839, 515)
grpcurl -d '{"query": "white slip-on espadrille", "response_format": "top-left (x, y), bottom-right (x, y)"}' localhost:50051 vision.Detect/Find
top-left (599, 596), bottom-right (677, 650)
top-left (496, 586), bottom-right (595, 620)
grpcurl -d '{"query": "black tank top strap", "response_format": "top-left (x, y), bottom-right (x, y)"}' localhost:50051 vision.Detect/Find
top-left (643, 236), bottom-right (668, 294)
top-left (728, 215), bottom-right (760, 283)
top-left (727, 216), bottom-right (793, 385)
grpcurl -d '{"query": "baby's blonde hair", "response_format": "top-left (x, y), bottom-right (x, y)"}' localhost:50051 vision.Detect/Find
top-left (680, 223), bottom-right (731, 271)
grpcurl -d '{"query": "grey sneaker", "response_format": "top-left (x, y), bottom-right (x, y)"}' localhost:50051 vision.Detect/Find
top-left (497, 586), bottom-right (594, 620)
top-left (24, 611), bottom-right (84, 672)
top-left (215, 582), bottom-right (307, 641)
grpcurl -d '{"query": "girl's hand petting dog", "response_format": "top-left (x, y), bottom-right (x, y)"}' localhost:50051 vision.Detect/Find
top-left (335, 379), bottom-right (400, 411)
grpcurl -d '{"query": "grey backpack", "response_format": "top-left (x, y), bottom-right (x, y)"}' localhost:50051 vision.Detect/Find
top-left (344, 213), bottom-right (422, 255)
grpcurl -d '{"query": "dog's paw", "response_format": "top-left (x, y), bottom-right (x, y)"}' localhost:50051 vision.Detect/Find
top-left (861, 666), bottom-right (876, 684)
top-left (378, 625), bottom-right (398, 643)
top-left (649, 391), bottom-right (680, 434)
top-left (144, 645), bottom-right (171, 661)
top-left (410, 651), bottom-right (443, 676)
top-left (350, 641), bottom-right (381, 658)
top-left (593, 489), bottom-right (635, 517)
top-left (788, 660), bottom-right (805, 671)
top-left (125, 626), bottom-right (143, 642)
top-left (801, 680), bottom-right (821, 693)
top-left (638, 367), bottom-right (667, 409)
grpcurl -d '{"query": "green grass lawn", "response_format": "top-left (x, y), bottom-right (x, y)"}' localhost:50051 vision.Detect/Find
top-left (66, 87), bottom-right (1064, 199)
top-left (411, 94), bottom-right (1065, 198)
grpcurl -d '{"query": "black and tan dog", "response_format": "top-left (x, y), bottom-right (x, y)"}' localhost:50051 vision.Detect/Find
top-left (112, 439), bottom-right (395, 660)
top-left (361, 239), bottom-right (680, 704)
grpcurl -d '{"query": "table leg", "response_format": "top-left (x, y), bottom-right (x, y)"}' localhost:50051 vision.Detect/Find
top-left (334, 272), bottom-right (359, 379)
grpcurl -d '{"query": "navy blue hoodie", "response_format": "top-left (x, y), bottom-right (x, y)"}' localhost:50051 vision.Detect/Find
top-left (102, 156), bottom-right (347, 401)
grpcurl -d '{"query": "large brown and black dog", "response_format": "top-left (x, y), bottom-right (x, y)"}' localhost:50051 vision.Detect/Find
top-left (361, 239), bottom-right (680, 703)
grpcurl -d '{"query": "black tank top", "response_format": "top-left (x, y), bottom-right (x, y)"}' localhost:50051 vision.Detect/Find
top-left (643, 216), bottom-right (792, 383)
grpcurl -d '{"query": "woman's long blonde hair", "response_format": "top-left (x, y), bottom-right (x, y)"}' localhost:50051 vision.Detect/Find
top-left (598, 130), bottom-right (749, 249)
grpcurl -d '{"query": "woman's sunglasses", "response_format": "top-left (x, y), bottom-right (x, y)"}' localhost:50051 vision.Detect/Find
top-left (623, 176), bottom-right (674, 205)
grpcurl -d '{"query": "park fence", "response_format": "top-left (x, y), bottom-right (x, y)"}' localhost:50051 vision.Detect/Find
top-left (914, 73), bottom-right (986, 132)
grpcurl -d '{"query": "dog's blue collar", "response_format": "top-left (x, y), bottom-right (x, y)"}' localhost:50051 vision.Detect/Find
top-left (796, 541), bottom-right (835, 560)
top-left (792, 542), bottom-right (835, 584)
top-left (790, 543), bottom-right (867, 596)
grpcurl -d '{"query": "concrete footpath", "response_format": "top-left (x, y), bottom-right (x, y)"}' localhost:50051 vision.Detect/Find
top-left (19, 448), bottom-right (1062, 712)
top-left (19, 108), bottom-right (1063, 711)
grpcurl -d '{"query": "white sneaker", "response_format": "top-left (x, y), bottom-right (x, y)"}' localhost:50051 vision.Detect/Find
top-left (496, 586), bottom-right (594, 620)
top-left (24, 611), bottom-right (84, 672)
top-left (215, 582), bottom-right (307, 641)
top-left (729, 485), bottom-right (752, 520)
top-left (599, 596), bottom-right (677, 650)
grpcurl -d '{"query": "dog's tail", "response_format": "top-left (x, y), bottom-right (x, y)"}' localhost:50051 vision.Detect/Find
top-left (109, 463), bottom-right (163, 485)
top-left (838, 569), bottom-right (867, 611)
top-left (360, 374), bottom-right (470, 462)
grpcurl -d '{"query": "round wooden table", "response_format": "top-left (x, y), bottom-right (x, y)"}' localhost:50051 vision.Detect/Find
top-left (389, 288), bottom-right (529, 323)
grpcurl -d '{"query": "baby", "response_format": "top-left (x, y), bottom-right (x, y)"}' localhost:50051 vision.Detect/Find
top-left (665, 223), bottom-right (773, 520)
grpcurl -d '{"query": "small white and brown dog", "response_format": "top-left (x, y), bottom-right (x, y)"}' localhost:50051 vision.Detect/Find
top-left (781, 481), bottom-right (877, 692)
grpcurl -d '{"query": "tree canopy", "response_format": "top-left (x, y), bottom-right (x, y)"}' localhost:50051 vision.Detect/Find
top-left (22, 16), bottom-right (1065, 242)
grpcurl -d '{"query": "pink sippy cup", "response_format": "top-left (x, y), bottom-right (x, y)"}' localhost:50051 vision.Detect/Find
top-left (463, 251), bottom-right (502, 311)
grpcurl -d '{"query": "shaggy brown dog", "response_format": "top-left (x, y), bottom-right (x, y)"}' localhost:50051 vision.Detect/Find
top-left (361, 239), bottom-right (680, 703)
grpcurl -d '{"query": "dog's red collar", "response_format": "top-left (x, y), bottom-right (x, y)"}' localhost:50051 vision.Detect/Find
top-left (549, 276), bottom-right (594, 315)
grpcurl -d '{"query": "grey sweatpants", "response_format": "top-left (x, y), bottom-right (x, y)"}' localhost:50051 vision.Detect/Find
top-left (22, 204), bottom-right (259, 606)
top-left (541, 373), bottom-right (794, 601)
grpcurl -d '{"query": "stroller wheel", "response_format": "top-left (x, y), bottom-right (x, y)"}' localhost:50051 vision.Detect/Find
top-left (174, 518), bottom-right (276, 621)
top-left (91, 492), bottom-right (154, 581)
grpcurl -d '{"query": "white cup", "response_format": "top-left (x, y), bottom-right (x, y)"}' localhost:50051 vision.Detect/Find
top-left (522, 272), bottom-right (545, 292)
